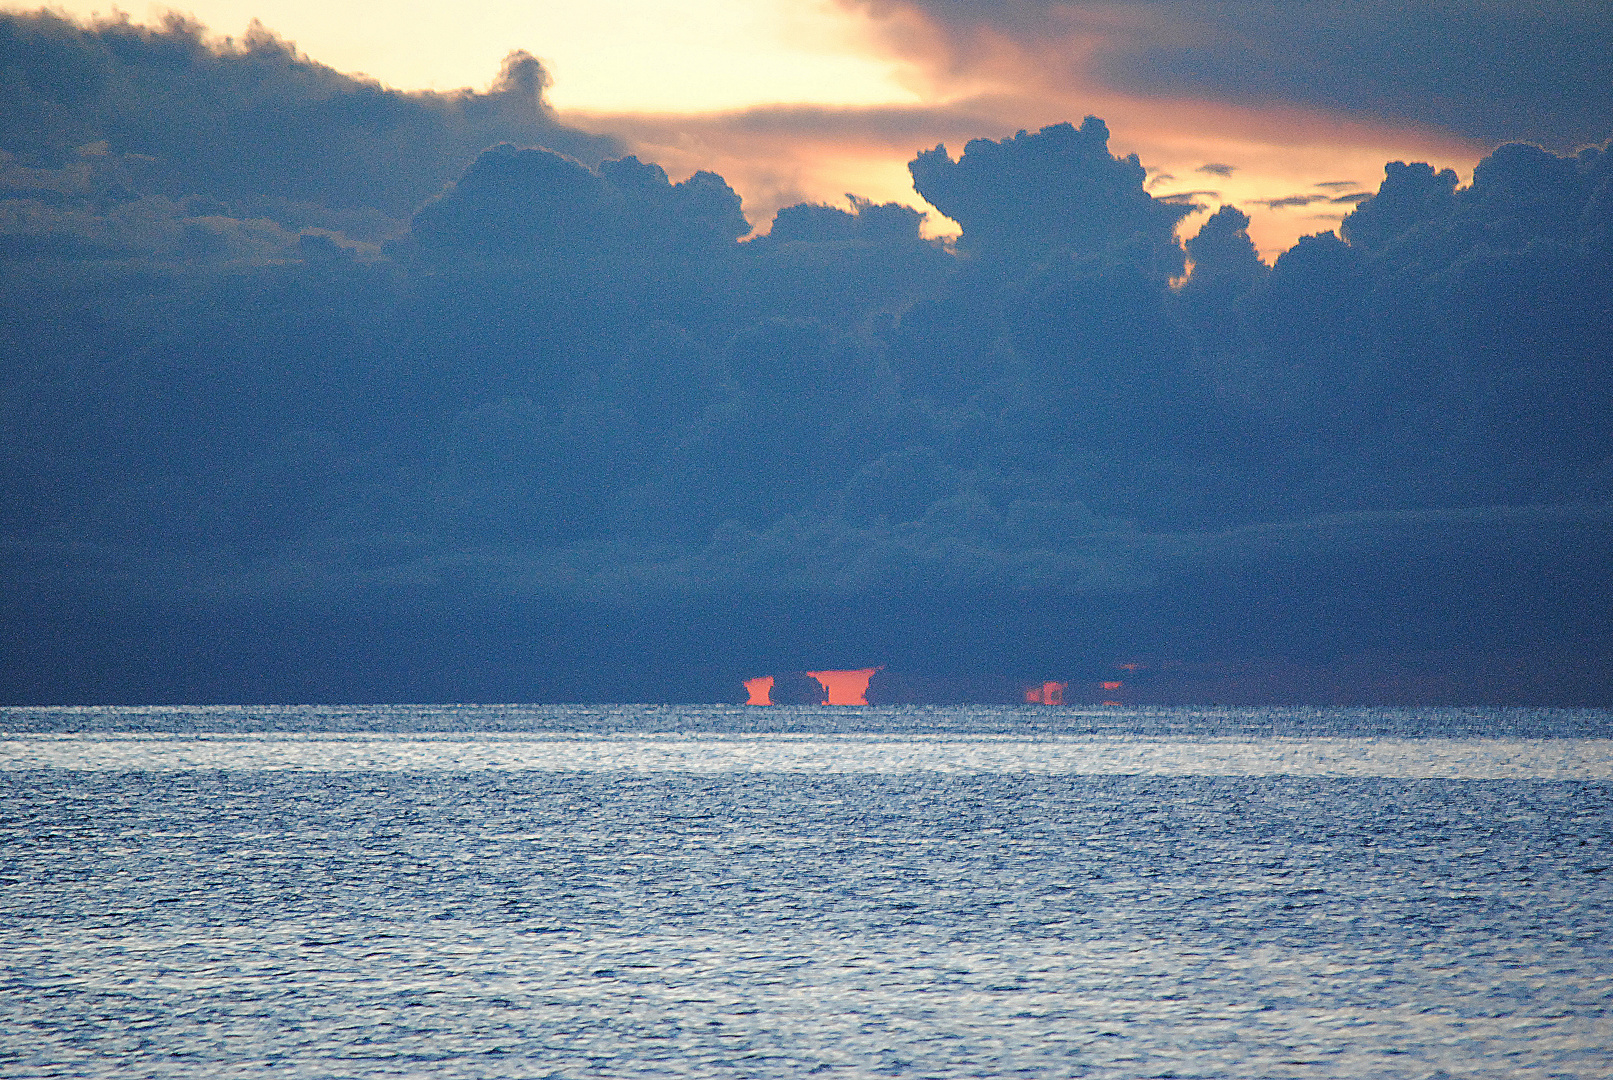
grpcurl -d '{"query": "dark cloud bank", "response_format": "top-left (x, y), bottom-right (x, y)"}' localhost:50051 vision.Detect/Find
top-left (3, 12), bottom-right (1612, 705)
top-left (857, 1), bottom-right (1613, 150)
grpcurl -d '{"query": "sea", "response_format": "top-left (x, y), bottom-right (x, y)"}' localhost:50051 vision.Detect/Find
top-left (2, 705), bottom-right (1610, 1079)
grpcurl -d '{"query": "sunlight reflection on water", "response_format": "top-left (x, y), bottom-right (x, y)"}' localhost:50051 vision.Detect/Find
top-left (2, 706), bottom-right (1609, 1078)
top-left (5, 731), bottom-right (1613, 777)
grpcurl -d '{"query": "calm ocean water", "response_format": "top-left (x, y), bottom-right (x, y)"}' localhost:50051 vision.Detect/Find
top-left (2, 706), bottom-right (1610, 1078)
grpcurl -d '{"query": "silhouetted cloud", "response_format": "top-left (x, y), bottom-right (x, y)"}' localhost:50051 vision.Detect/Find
top-left (908, 117), bottom-right (1194, 269)
top-left (408, 145), bottom-right (749, 267)
top-left (565, 67), bottom-right (1483, 259)
top-left (0, 10), bottom-right (619, 242)
top-left (762, 196), bottom-right (927, 244)
top-left (2, 11), bottom-right (1611, 703)
top-left (1253, 194), bottom-right (1330, 209)
top-left (848, 1), bottom-right (1613, 148)
top-left (1181, 205), bottom-right (1265, 299)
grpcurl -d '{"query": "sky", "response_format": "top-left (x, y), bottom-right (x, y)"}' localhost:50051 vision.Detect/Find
top-left (40, 1), bottom-right (914, 108)
top-left (24, 0), bottom-right (1551, 257)
top-left (1, 5), bottom-right (1610, 705)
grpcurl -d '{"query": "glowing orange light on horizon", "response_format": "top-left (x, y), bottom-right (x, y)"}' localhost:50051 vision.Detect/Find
top-left (1026, 681), bottom-right (1066, 705)
top-left (743, 675), bottom-right (775, 705)
top-left (1101, 681), bottom-right (1123, 691)
top-left (806, 668), bottom-right (880, 706)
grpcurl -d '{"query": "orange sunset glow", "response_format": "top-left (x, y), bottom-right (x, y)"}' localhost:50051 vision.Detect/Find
top-left (743, 675), bottom-right (775, 705)
top-left (558, 2), bottom-right (1485, 256)
top-left (1025, 681), bottom-right (1066, 705)
top-left (10, 4), bottom-right (1605, 718)
top-left (46, 2), bottom-right (1494, 257)
top-left (572, 96), bottom-right (1482, 258)
top-left (806, 668), bottom-right (880, 706)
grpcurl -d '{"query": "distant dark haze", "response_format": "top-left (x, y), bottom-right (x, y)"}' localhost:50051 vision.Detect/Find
top-left (2, 12), bottom-right (1611, 704)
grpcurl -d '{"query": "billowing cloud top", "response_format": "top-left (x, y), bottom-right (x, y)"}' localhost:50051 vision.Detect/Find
top-left (410, 145), bottom-right (749, 264)
top-left (2, 11), bottom-right (1611, 704)
top-left (910, 117), bottom-right (1195, 267)
top-left (0, 10), bottom-right (618, 239)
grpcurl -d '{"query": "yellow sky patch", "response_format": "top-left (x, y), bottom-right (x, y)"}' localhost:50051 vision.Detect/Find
top-left (31, 0), bottom-right (919, 109)
top-left (28, 1), bottom-right (1490, 256)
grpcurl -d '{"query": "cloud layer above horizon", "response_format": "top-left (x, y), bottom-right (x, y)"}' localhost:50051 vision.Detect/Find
top-left (2, 11), bottom-right (1611, 705)
top-left (844, 0), bottom-right (1613, 148)
top-left (28, 2), bottom-right (1608, 255)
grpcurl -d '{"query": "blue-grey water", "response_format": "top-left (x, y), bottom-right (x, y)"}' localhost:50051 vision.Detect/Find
top-left (2, 706), bottom-right (1610, 1078)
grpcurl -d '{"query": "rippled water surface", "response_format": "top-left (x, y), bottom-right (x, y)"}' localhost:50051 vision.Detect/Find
top-left (2, 706), bottom-right (1610, 1078)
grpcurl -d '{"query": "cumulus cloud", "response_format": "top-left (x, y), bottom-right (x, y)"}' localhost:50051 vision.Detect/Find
top-left (566, 55), bottom-right (1484, 259)
top-left (1181, 205), bottom-right (1265, 297)
top-left (908, 117), bottom-right (1194, 267)
top-left (407, 145), bottom-right (749, 266)
top-left (2, 13), bottom-right (1611, 702)
top-left (763, 195), bottom-right (928, 244)
top-left (0, 10), bottom-right (619, 241)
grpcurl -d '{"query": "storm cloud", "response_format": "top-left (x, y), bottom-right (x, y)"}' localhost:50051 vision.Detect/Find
top-left (2, 11), bottom-right (1611, 704)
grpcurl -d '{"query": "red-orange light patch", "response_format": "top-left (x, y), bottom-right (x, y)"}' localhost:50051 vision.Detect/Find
top-left (743, 675), bottom-right (775, 706)
top-left (1026, 681), bottom-right (1066, 705)
top-left (806, 668), bottom-right (879, 706)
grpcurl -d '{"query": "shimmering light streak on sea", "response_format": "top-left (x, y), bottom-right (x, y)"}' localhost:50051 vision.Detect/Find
top-left (1, 706), bottom-right (1609, 1078)
top-left (5, 732), bottom-right (1613, 778)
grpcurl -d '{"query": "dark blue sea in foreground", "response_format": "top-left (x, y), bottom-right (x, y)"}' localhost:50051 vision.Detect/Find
top-left (2, 706), bottom-right (1610, 1078)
